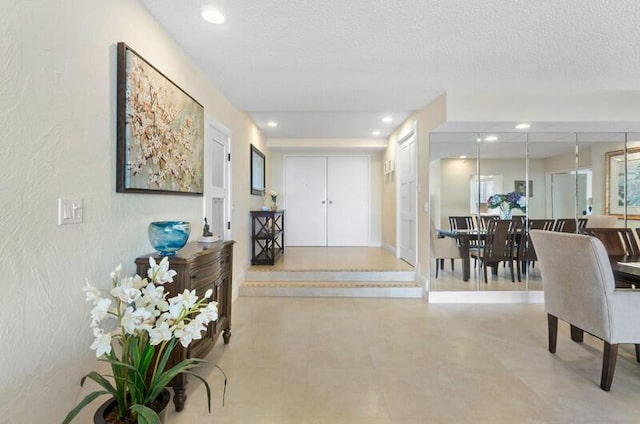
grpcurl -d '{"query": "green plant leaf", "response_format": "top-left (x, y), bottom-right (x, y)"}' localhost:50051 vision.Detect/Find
top-left (80, 371), bottom-right (117, 395)
top-left (130, 404), bottom-right (161, 424)
top-left (154, 338), bottom-right (177, 377)
top-left (146, 358), bottom-right (200, 402)
top-left (61, 390), bottom-right (110, 424)
top-left (183, 371), bottom-right (212, 412)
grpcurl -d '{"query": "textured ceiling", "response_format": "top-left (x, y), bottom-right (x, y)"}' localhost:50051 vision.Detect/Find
top-left (139, 0), bottom-right (640, 138)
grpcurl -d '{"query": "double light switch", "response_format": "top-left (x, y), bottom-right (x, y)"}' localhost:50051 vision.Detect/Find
top-left (58, 198), bottom-right (83, 225)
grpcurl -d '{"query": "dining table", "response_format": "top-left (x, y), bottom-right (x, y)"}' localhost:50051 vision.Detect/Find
top-left (436, 228), bottom-right (486, 281)
top-left (610, 255), bottom-right (640, 288)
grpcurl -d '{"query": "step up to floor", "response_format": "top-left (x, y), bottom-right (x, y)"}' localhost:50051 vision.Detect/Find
top-left (239, 281), bottom-right (424, 298)
top-left (245, 269), bottom-right (416, 282)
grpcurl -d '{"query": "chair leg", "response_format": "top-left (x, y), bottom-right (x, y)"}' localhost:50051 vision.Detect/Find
top-left (548, 314), bottom-right (558, 354)
top-left (440, 258), bottom-right (444, 270)
top-left (435, 259), bottom-right (439, 279)
top-left (450, 258), bottom-right (454, 271)
top-left (570, 325), bottom-right (584, 343)
top-left (483, 262), bottom-right (488, 283)
top-left (509, 260), bottom-right (515, 282)
top-left (601, 342), bottom-right (619, 391)
top-left (636, 344), bottom-right (640, 363)
top-left (516, 258), bottom-right (522, 282)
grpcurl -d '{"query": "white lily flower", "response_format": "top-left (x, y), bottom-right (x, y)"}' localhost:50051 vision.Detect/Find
top-left (204, 289), bottom-right (213, 299)
top-left (174, 325), bottom-right (193, 348)
top-left (109, 264), bottom-right (122, 282)
top-left (199, 302), bottom-right (218, 323)
top-left (110, 276), bottom-right (141, 303)
top-left (132, 274), bottom-right (148, 290)
top-left (90, 327), bottom-right (112, 357)
top-left (167, 301), bottom-right (185, 320)
top-left (82, 279), bottom-right (101, 304)
top-left (122, 306), bottom-right (155, 334)
top-left (90, 298), bottom-right (112, 327)
top-left (148, 321), bottom-right (173, 345)
top-left (148, 256), bottom-right (176, 285)
top-left (173, 289), bottom-right (198, 309)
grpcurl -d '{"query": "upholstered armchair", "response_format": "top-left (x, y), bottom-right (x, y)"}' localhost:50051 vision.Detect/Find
top-left (530, 230), bottom-right (640, 391)
top-left (430, 219), bottom-right (462, 278)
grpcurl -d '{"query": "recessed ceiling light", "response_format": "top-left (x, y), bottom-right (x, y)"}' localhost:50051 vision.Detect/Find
top-left (267, 121), bottom-right (278, 127)
top-left (484, 135), bottom-right (498, 141)
top-left (515, 123), bottom-right (531, 129)
top-left (372, 130), bottom-right (381, 136)
top-left (382, 116), bottom-right (393, 123)
top-left (459, 156), bottom-right (467, 159)
top-left (201, 7), bottom-right (225, 24)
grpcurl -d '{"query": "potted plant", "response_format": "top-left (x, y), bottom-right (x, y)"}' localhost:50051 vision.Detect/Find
top-left (63, 256), bottom-right (225, 424)
top-left (487, 191), bottom-right (527, 219)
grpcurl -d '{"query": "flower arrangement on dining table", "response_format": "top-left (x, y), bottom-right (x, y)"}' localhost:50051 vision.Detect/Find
top-left (487, 191), bottom-right (527, 216)
top-left (63, 256), bottom-right (225, 424)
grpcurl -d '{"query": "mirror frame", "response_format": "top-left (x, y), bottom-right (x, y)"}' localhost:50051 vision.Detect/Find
top-left (250, 144), bottom-right (265, 196)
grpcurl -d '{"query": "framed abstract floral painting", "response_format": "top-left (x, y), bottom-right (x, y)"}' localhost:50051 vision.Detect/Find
top-left (116, 42), bottom-right (204, 195)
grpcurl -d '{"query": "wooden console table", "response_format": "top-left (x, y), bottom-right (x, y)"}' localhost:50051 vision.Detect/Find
top-left (135, 240), bottom-right (234, 411)
top-left (250, 210), bottom-right (284, 265)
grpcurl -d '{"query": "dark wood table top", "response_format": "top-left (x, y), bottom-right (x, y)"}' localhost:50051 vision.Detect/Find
top-left (610, 255), bottom-right (640, 288)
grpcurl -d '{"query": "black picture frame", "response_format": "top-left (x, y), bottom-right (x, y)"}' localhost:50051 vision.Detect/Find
top-left (116, 42), bottom-right (204, 195)
top-left (250, 144), bottom-right (265, 196)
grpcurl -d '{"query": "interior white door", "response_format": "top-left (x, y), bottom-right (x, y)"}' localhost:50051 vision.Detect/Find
top-left (203, 121), bottom-right (230, 240)
top-left (552, 172), bottom-right (588, 218)
top-left (552, 173), bottom-right (575, 218)
top-left (327, 156), bottom-right (369, 246)
top-left (398, 133), bottom-right (417, 265)
top-left (284, 156), bottom-right (327, 246)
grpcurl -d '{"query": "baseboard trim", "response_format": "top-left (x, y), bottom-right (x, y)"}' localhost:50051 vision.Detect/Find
top-left (382, 242), bottom-right (396, 256)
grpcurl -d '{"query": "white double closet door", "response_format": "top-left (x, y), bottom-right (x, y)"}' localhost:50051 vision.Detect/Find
top-left (284, 156), bottom-right (369, 246)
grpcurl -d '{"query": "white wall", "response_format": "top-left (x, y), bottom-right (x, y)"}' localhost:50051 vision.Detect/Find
top-left (433, 158), bottom-right (547, 223)
top-left (447, 90), bottom-right (640, 122)
top-left (270, 148), bottom-right (383, 246)
top-left (0, 0), bottom-right (264, 421)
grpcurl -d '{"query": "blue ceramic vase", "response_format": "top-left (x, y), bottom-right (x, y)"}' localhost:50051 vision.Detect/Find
top-left (148, 221), bottom-right (191, 256)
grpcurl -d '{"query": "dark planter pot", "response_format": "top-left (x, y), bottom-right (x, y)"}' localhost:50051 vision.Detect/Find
top-left (93, 389), bottom-right (171, 424)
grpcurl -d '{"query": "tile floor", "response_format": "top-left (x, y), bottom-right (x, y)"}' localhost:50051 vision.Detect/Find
top-left (163, 297), bottom-right (640, 423)
top-left (248, 247), bottom-right (414, 272)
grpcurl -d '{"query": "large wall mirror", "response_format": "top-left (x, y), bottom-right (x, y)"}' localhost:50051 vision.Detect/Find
top-left (429, 130), bottom-right (640, 293)
top-left (250, 144), bottom-right (265, 196)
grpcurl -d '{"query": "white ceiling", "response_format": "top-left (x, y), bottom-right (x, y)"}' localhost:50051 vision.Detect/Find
top-left (139, 0), bottom-right (640, 139)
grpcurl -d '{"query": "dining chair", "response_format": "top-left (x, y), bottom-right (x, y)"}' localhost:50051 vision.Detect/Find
top-left (470, 219), bottom-right (519, 283)
top-left (448, 216), bottom-right (475, 231)
top-left (581, 228), bottom-right (640, 256)
top-left (586, 215), bottom-right (619, 228)
top-left (554, 218), bottom-right (577, 233)
top-left (578, 218), bottom-right (588, 230)
top-left (477, 215), bottom-right (498, 229)
top-left (530, 229), bottom-right (640, 391)
top-left (430, 219), bottom-right (462, 278)
top-left (529, 219), bottom-right (555, 231)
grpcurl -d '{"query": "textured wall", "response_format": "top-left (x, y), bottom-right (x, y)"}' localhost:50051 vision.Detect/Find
top-left (0, 0), bottom-right (262, 421)
top-left (384, 95), bottom-right (447, 280)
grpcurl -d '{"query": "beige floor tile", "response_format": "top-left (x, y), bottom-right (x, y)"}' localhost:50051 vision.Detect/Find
top-left (85, 296), bottom-right (640, 423)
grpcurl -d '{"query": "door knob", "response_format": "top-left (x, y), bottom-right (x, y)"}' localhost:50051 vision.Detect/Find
top-left (329, 201), bottom-right (333, 204)
top-left (322, 200), bottom-right (326, 204)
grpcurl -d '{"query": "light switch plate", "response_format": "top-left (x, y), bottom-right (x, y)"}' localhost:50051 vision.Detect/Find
top-left (58, 198), bottom-right (83, 225)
